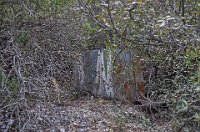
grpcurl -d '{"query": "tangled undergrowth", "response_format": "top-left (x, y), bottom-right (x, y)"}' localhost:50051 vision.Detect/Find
top-left (1, 0), bottom-right (200, 131)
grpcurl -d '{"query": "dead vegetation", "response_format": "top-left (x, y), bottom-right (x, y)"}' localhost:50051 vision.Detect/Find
top-left (0, 0), bottom-right (200, 131)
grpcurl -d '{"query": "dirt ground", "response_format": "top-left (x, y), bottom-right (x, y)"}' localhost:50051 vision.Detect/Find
top-left (1, 95), bottom-right (169, 132)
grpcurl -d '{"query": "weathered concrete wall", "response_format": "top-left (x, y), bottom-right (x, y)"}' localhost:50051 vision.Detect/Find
top-left (75, 49), bottom-right (145, 102)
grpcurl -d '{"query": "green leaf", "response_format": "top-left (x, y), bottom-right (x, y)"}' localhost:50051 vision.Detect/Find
top-left (176, 99), bottom-right (189, 113)
top-left (16, 32), bottom-right (28, 45)
top-left (87, 0), bottom-right (98, 4)
top-left (137, 0), bottom-right (143, 3)
top-left (194, 112), bottom-right (200, 121)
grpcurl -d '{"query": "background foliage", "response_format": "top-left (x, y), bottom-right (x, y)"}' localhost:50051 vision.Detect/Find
top-left (0, 0), bottom-right (200, 131)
